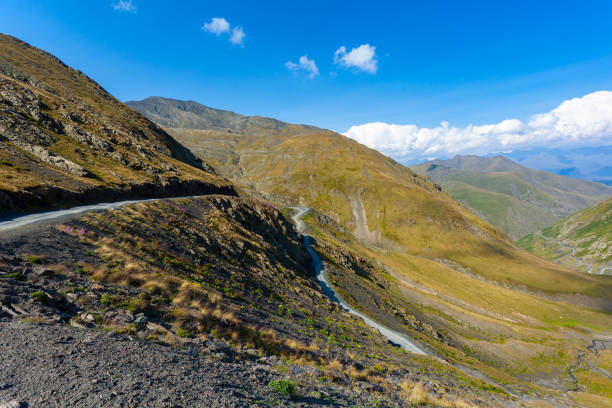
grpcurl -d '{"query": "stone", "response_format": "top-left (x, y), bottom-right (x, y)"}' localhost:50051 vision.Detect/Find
top-left (133, 313), bottom-right (147, 329)
top-left (90, 283), bottom-right (104, 291)
top-left (205, 339), bottom-right (229, 353)
top-left (33, 266), bottom-right (53, 276)
top-left (289, 364), bottom-right (321, 377)
top-left (0, 401), bottom-right (24, 408)
top-left (211, 352), bottom-right (229, 361)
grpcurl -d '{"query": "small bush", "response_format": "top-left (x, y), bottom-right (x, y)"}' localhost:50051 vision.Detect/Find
top-left (27, 255), bottom-right (42, 264)
top-left (176, 328), bottom-right (190, 338)
top-left (268, 379), bottom-right (297, 397)
top-left (30, 291), bottom-right (48, 303)
top-left (118, 298), bottom-right (146, 313)
top-left (100, 293), bottom-right (113, 305)
top-left (0, 160), bottom-right (15, 167)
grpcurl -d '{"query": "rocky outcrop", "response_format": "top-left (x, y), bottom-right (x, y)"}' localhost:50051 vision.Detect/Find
top-left (64, 124), bottom-right (112, 152)
top-left (13, 142), bottom-right (91, 177)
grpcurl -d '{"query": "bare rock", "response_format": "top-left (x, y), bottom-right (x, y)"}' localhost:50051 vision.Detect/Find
top-left (14, 142), bottom-right (91, 177)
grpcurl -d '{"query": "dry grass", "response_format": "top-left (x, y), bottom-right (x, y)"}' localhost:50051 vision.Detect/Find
top-left (400, 380), bottom-right (479, 408)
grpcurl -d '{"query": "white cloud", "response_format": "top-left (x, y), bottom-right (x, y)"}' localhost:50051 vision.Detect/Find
top-left (343, 91), bottom-right (612, 162)
top-left (285, 55), bottom-right (319, 79)
top-left (334, 44), bottom-right (378, 74)
top-left (202, 18), bottom-right (246, 46)
top-left (230, 27), bottom-right (246, 45)
top-left (112, 0), bottom-right (136, 13)
top-left (203, 17), bottom-right (230, 35)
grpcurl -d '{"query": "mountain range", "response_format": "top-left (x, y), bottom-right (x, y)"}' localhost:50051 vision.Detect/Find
top-left (130, 96), bottom-right (612, 406)
top-left (1, 35), bottom-right (612, 407)
top-left (410, 155), bottom-right (612, 239)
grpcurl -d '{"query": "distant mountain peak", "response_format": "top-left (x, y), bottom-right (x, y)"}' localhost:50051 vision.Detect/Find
top-left (126, 96), bottom-right (326, 136)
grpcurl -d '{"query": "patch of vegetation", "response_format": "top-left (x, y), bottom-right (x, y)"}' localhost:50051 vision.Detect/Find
top-left (100, 293), bottom-right (113, 305)
top-left (26, 255), bottom-right (42, 264)
top-left (268, 379), bottom-right (297, 397)
top-left (1, 272), bottom-right (25, 280)
top-left (30, 291), bottom-right (48, 303)
top-left (176, 328), bottom-right (191, 338)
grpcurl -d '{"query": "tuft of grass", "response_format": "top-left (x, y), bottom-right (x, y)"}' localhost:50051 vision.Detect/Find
top-left (1, 272), bottom-right (25, 281)
top-left (176, 328), bottom-right (191, 338)
top-left (268, 379), bottom-right (297, 397)
top-left (26, 255), bottom-right (43, 264)
top-left (30, 291), bottom-right (48, 303)
top-left (100, 293), bottom-right (113, 305)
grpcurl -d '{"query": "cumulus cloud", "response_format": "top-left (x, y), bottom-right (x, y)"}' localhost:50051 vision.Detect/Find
top-left (202, 17), bottom-right (245, 45)
top-left (343, 91), bottom-right (612, 162)
top-left (203, 17), bottom-right (230, 35)
top-left (230, 27), bottom-right (246, 45)
top-left (112, 0), bottom-right (136, 13)
top-left (285, 55), bottom-right (319, 79)
top-left (334, 44), bottom-right (378, 74)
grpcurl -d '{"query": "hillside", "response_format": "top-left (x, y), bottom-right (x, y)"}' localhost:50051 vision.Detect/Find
top-left (131, 98), bottom-right (612, 407)
top-left (410, 155), bottom-right (612, 239)
top-left (0, 35), bottom-right (234, 216)
top-left (0, 36), bottom-right (520, 407)
top-left (519, 196), bottom-right (612, 274)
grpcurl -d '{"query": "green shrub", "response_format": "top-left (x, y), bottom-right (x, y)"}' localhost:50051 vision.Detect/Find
top-left (30, 291), bottom-right (47, 303)
top-left (176, 328), bottom-right (190, 338)
top-left (100, 293), bottom-right (113, 305)
top-left (118, 298), bottom-right (145, 313)
top-left (26, 255), bottom-right (42, 264)
top-left (268, 379), bottom-right (297, 397)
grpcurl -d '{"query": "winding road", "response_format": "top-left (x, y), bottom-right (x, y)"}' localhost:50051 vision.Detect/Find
top-left (2, 200), bottom-right (424, 355)
top-left (536, 232), bottom-right (611, 275)
top-left (0, 196), bottom-right (200, 232)
top-left (291, 207), bottom-right (427, 355)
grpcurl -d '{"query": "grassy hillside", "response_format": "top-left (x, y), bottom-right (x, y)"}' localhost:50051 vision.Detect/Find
top-left (124, 95), bottom-right (612, 405)
top-left (0, 35), bottom-right (233, 216)
top-left (411, 156), bottom-right (612, 239)
top-left (519, 196), bottom-right (612, 274)
top-left (1, 196), bottom-right (515, 407)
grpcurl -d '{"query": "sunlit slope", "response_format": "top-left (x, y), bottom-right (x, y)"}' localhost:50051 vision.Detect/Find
top-left (165, 129), bottom-right (612, 300)
top-left (411, 156), bottom-right (612, 239)
top-left (126, 96), bottom-right (325, 136)
top-left (0, 35), bottom-right (232, 215)
top-left (519, 196), bottom-right (612, 274)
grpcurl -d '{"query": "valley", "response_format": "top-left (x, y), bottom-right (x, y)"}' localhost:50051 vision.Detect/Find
top-left (1, 32), bottom-right (611, 408)
top-left (410, 155), bottom-right (612, 240)
top-left (130, 97), bottom-right (612, 407)
top-left (519, 196), bottom-right (612, 275)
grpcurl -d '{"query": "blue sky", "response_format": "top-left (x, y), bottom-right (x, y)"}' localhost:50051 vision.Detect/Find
top-left (2, 0), bottom-right (612, 133)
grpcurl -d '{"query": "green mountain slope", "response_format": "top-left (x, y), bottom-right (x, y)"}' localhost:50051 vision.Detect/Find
top-left (0, 35), bottom-right (233, 216)
top-left (410, 155), bottom-right (612, 239)
top-left (131, 97), bottom-right (612, 406)
top-left (519, 196), bottom-right (612, 274)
